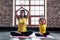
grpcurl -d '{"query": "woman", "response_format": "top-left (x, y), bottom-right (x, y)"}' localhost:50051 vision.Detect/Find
top-left (10, 7), bottom-right (32, 36)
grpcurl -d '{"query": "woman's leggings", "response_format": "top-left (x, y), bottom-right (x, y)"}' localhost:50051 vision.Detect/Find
top-left (10, 31), bottom-right (33, 36)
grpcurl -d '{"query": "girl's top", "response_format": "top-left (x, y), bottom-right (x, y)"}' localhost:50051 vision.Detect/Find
top-left (39, 24), bottom-right (46, 35)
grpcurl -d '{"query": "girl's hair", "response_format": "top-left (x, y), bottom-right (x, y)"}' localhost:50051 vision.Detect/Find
top-left (20, 10), bottom-right (27, 18)
top-left (39, 18), bottom-right (45, 21)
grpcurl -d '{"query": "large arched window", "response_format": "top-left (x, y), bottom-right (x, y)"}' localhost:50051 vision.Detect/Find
top-left (13, 0), bottom-right (46, 27)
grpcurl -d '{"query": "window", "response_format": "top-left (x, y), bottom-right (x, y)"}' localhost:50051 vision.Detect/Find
top-left (30, 6), bottom-right (44, 15)
top-left (31, 17), bottom-right (39, 25)
top-left (15, 0), bottom-right (45, 27)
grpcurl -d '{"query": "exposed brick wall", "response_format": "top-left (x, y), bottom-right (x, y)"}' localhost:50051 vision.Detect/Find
top-left (47, 0), bottom-right (60, 28)
top-left (0, 0), bottom-right (13, 27)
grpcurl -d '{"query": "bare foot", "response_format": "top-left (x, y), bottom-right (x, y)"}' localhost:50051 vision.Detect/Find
top-left (16, 31), bottom-right (21, 34)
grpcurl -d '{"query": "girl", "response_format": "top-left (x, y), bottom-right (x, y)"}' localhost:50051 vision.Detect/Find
top-left (10, 6), bottom-right (32, 36)
top-left (35, 18), bottom-right (49, 37)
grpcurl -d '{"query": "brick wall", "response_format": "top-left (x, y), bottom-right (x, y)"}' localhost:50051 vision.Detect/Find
top-left (0, 0), bottom-right (13, 27)
top-left (47, 0), bottom-right (60, 28)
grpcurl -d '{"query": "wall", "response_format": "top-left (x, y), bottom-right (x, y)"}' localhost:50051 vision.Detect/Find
top-left (47, 0), bottom-right (60, 28)
top-left (0, 0), bottom-right (60, 28)
top-left (0, 0), bottom-right (13, 27)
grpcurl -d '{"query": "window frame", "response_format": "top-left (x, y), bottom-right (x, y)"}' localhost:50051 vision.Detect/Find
top-left (15, 0), bottom-right (45, 27)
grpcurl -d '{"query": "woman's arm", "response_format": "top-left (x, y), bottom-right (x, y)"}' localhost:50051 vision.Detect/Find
top-left (16, 6), bottom-right (25, 19)
top-left (15, 6), bottom-right (23, 20)
top-left (23, 8), bottom-right (30, 18)
top-left (16, 6), bottom-right (23, 13)
top-left (16, 13), bottom-right (19, 20)
top-left (26, 10), bottom-right (29, 18)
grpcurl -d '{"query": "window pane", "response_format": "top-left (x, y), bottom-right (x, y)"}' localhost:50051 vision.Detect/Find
top-left (24, 1), bottom-right (29, 5)
top-left (23, 6), bottom-right (29, 11)
top-left (31, 6), bottom-right (44, 15)
top-left (20, 1), bottom-right (24, 4)
top-left (35, 6), bottom-right (40, 10)
top-left (40, 6), bottom-right (44, 11)
top-left (16, 6), bottom-right (20, 11)
top-left (35, 1), bottom-right (40, 5)
top-left (16, 6), bottom-right (29, 11)
top-left (31, 6), bottom-right (35, 10)
top-left (40, 10), bottom-right (44, 15)
top-left (31, 0), bottom-right (44, 5)
top-left (16, 0), bottom-right (29, 5)
top-left (31, 11), bottom-right (35, 15)
top-left (31, 17), bottom-right (40, 25)
top-left (40, 0), bottom-right (44, 5)
top-left (31, 6), bottom-right (44, 11)
top-left (35, 11), bottom-right (40, 15)
top-left (31, 1), bottom-right (35, 5)
top-left (16, 0), bottom-right (20, 5)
